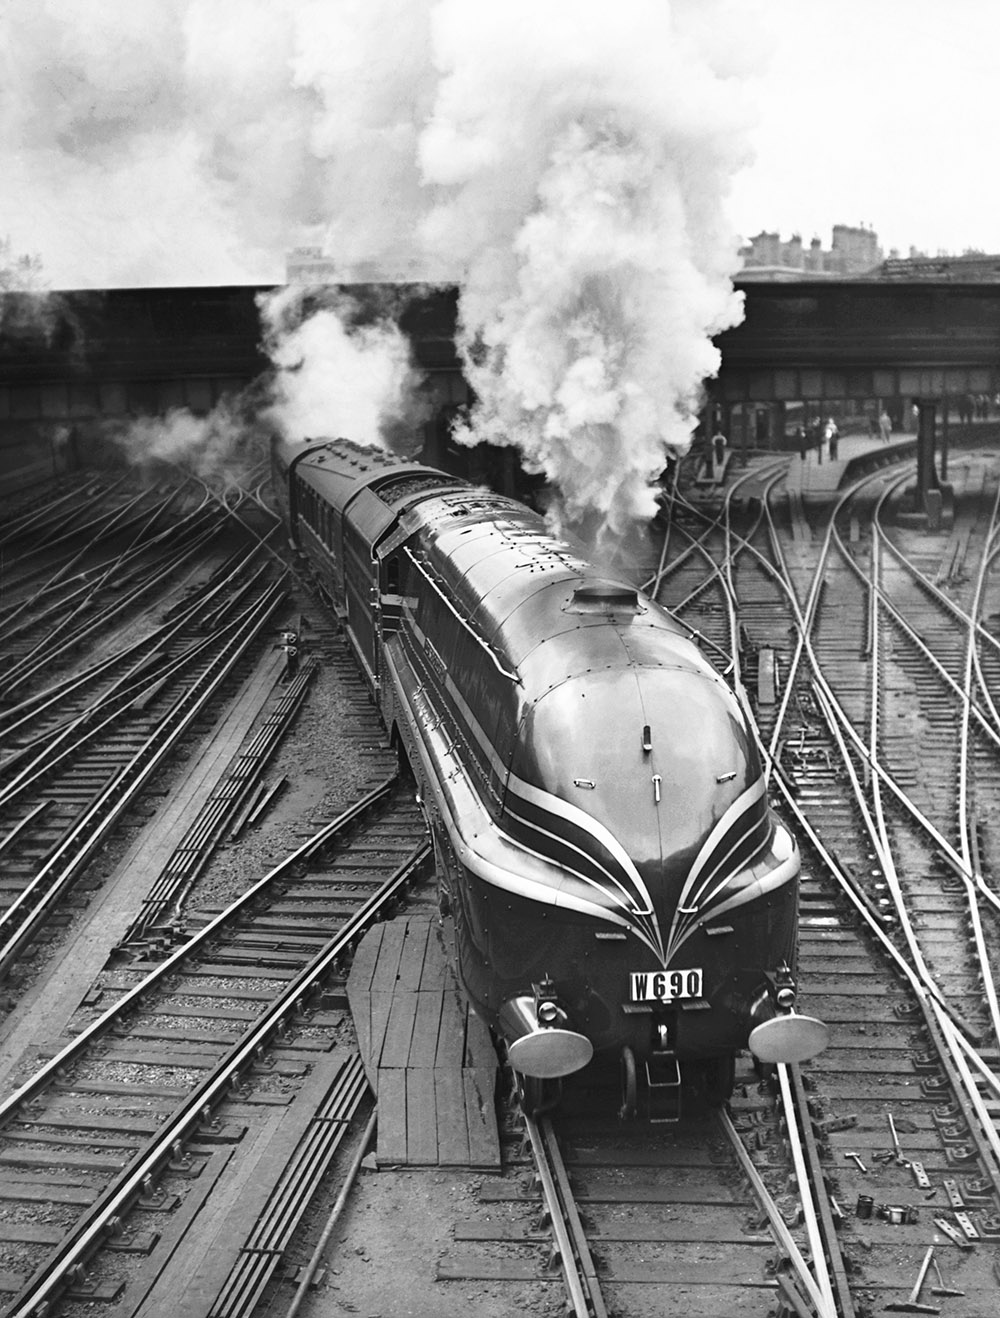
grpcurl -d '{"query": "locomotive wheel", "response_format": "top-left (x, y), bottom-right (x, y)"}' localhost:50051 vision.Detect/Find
top-left (753, 1055), bottom-right (778, 1087)
top-left (618, 1046), bottom-right (637, 1121)
top-left (515, 1072), bottom-right (561, 1117)
top-left (699, 1053), bottom-right (736, 1107)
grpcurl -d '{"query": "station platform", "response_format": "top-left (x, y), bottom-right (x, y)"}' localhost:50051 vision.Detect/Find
top-left (783, 430), bottom-right (916, 501)
top-left (346, 915), bottom-right (501, 1168)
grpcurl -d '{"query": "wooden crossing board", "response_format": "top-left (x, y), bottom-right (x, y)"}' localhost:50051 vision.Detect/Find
top-left (346, 915), bottom-right (500, 1168)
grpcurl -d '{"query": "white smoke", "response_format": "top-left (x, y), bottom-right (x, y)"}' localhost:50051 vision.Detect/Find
top-left (109, 396), bottom-right (264, 487)
top-left (257, 286), bottom-right (428, 452)
top-left (3, 0), bottom-right (762, 529)
top-left (419, 0), bottom-right (754, 531)
top-left (0, 0), bottom-right (443, 288)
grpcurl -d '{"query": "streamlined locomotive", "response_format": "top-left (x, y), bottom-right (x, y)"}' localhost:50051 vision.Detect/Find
top-left (273, 435), bottom-right (826, 1113)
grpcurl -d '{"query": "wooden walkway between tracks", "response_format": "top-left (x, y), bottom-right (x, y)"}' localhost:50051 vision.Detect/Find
top-left (347, 915), bottom-right (500, 1168)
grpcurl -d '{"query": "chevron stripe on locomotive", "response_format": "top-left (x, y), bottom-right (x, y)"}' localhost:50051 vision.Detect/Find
top-left (273, 435), bottom-right (827, 1113)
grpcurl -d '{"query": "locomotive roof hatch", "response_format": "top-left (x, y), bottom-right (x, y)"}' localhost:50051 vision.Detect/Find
top-left (564, 582), bottom-right (646, 616)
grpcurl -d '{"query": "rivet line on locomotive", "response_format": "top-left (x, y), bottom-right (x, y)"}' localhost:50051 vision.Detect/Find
top-left (272, 435), bottom-right (828, 1107)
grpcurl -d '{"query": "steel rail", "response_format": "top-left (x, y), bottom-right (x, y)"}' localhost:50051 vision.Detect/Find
top-left (704, 459), bottom-right (1000, 1308)
top-left (757, 468), bottom-right (1000, 1204)
top-left (745, 454), bottom-right (1000, 1210)
top-left (775, 1064), bottom-right (837, 1315)
top-left (520, 1112), bottom-right (602, 1318)
top-left (951, 471), bottom-right (1000, 1048)
top-left (717, 1107), bottom-right (835, 1317)
top-left (0, 491), bottom-right (216, 639)
top-left (208, 1054), bottom-right (370, 1318)
top-left (783, 1063), bottom-right (855, 1317)
top-left (756, 457), bottom-right (1000, 1053)
top-left (968, 535), bottom-right (1000, 737)
top-left (773, 726), bottom-right (1000, 1205)
top-left (0, 772), bottom-right (399, 1121)
top-left (864, 472), bottom-right (1000, 759)
top-left (0, 560), bottom-right (280, 812)
top-left (758, 458), bottom-right (1000, 924)
top-left (284, 1105), bottom-right (378, 1318)
top-left (866, 511), bottom-right (951, 1001)
top-left (0, 518), bottom-right (227, 699)
top-left (813, 486), bottom-right (1000, 969)
top-left (0, 628), bottom-right (214, 811)
top-left (658, 473), bottom-right (851, 1318)
top-left (702, 482), bottom-right (854, 1318)
top-left (1, 474), bottom-right (131, 558)
top-left (941, 473), bottom-right (1000, 857)
top-left (539, 1117), bottom-right (608, 1318)
top-left (810, 675), bottom-right (1000, 1073)
top-left (120, 657), bottom-right (319, 944)
top-left (0, 633), bottom-right (168, 745)
top-left (648, 521), bottom-right (740, 669)
top-left (829, 520), bottom-right (1000, 763)
top-left (0, 486), bottom-right (187, 631)
top-left (0, 582), bottom-right (286, 979)
top-left (0, 480), bottom-right (108, 551)
top-left (810, 620), bottom-right (1000, 914)
top-left (0, 535), bottom-right (273, 753)
top-left (871, 465), bottom-right (1000, 666)
top-left (641, 457), bottom-right (788, 598)
top-left (5, 821), bottom-right (429, 1318)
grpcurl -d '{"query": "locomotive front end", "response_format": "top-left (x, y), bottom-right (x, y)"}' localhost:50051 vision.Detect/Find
top-left (483, 620), bottom-right (827, 1093)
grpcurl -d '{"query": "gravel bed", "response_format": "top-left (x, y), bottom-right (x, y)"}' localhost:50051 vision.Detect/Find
top-left (181, 654), bottom-right (399, 915)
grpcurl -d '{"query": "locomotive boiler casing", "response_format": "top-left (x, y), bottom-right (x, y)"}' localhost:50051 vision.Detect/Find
top-left (273, 435), bottom-right (818, 1088)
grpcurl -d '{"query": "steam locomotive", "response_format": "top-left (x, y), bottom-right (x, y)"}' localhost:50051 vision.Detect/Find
top-left (272, 435), bottom-right (827, 1114)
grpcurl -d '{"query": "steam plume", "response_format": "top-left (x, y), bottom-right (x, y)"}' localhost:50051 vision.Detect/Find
top-left (420, 1), bottom-right (753, 531)
top-left (4, 1), bottom-right (759, 527)
top-left (257, 286), bottom-right (428, 453)
top-left (109, 395), bottom-right (265, 488)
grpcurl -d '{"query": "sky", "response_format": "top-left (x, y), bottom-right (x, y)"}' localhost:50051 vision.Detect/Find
top-left (2, 0), bottom-right (998, 291)
top-left (730, 0), bottom-right (1000, 259)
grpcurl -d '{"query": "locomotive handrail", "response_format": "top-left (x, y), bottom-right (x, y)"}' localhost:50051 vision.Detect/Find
top-left (402, 545), bottom-right (521, 684)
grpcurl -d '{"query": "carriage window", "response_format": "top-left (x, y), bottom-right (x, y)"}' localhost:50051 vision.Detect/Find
top-left (386, 556), bottom-right (400, 593)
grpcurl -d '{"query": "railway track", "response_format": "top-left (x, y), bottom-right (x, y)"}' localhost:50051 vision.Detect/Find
top-left (6, 452), bottom-right (1000, 1317)
top-left (439, 1058), bottom-right (849, 1317)
top-left (759, 448), bottom-right (1000, 1313)
top-left (0, 549), bottom-right (289, 987)
top-left (0, 778), bottom-right (430, 1317)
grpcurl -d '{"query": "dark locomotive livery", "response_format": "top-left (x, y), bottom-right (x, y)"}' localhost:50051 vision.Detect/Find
top-left (273, 435), bottom-right (827, 1111)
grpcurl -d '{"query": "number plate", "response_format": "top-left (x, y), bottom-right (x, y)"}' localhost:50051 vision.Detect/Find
top-left (630, 968), bottom-right (703, 1003)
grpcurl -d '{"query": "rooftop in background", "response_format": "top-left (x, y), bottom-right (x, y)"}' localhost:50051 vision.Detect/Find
top-left (285, 246), bottom-right (454, 286)
top-left (874, 252), bottom-right (1000, 282)
top-left (740, 225), bottom-right (1000, 284)
top-left (739, 224), bottom-right (882, 279)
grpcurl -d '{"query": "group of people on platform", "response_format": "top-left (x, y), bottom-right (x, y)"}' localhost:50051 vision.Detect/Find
top-left (793, 416), bottom-right (842, 463)
top-left (701, 392), bottom-right (1000, 486)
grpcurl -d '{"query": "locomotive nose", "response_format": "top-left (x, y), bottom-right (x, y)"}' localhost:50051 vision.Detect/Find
top-left (499, 995), bottom-right (594, 1079)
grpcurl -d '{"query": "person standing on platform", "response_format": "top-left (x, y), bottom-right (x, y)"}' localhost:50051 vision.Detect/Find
top-left (810, 418), bottom-right (824, 463)
top-left (711, 430), bottom-right (727, 472)
top-left (825, 418), bottom-right (839, 461)
top-left (279, 630), bottom-right (299, 682)
top-left (878, 409), bottom-right (892, 443)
